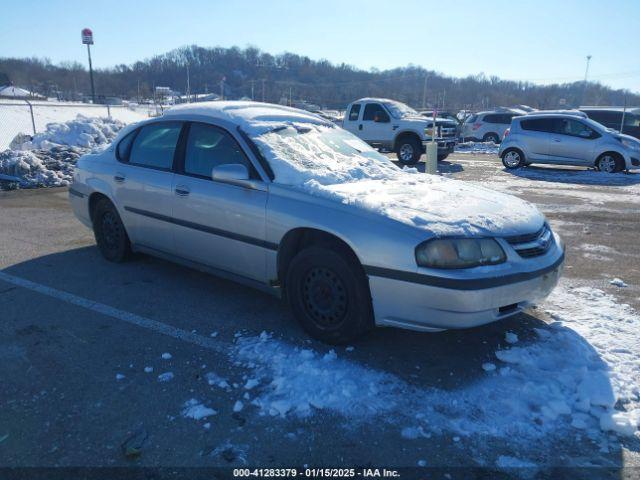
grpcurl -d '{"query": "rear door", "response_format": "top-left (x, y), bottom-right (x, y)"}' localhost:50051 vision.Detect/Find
top-left (518, 118), bottom-right (554, 161)
top-left (359, 103), bottom-right (391, 143)
top-left (113, 121), bottom-right (183, 253)
top-left (548, 118), bottom-right (598, 164)
top-left (170, 122), bottom-right (269, 282)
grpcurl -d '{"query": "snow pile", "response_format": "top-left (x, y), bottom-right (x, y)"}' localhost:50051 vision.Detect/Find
top-left (1, 115), bottom-right (128, 190)
top-left (455, 141), bottom-right (499, 155)
top-left (253, 123), bottom-right (543, 236)
top-left (233, 282), bottom-right (640, 442)
top-left (0, 148), bottom-right (82, 188)
top-left (16, 115), bottom-right (124, 151)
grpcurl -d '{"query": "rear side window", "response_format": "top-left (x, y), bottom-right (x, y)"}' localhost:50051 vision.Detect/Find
top-left (129, 122), bottom-right (182, 170)
top-left (520, 118), bottom-right (555, 133)
top-left (484, 114), bottom-right (512, 124)
top-left (184, 123), bottom-right (256, 179)
top-left (348, 104), bottom-right (361, 121)
top-left (116, 130), bottom-right (137, 162)
top-left (363, 103), bottom-right (390, 122)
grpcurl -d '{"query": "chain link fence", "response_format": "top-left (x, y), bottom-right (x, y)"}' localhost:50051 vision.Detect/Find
top-left (0, 100), bottom-right (164, 150)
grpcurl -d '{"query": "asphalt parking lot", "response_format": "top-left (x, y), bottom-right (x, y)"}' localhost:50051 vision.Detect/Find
top-left (1, 152), bottom-right (639, 475)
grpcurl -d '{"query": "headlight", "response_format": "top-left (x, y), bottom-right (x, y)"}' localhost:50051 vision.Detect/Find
top-left (415, 238), bottom-right (506, 269)
top-left (621, 139), bottom-right (640, 151)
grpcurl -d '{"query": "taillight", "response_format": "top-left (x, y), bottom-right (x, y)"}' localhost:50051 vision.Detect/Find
top-left (503, 128), bottom-right (510, 138)
top-left (472, 123), bottom-right (482, 130)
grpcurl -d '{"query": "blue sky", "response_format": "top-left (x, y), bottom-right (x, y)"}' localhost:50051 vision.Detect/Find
top-left (1, 0), bottom-right (638, 92)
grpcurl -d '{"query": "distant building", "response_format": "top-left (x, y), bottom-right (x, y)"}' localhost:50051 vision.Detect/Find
top-left (0, 84), bottom-right (44, 99)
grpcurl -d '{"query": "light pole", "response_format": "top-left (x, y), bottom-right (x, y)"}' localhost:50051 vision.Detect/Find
top-left (584, 55), bottom-right (592, 83)
top-left (81, 28), bottom-right (96, 103)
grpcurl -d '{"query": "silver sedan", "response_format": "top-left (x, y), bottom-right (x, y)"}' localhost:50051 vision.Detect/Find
top-left (69, 102), bottom-right (564, 344)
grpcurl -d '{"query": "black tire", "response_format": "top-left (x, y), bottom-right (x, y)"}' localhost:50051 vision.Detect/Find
top-left (596, 153), bottom-right (624, 173)
top-left (92, 198), bottom-right (131, 262)
top-left (285, 246), bottom-right (373, 344)
top-left (483, 132), bottom-right (500, 144)
top-left (501, 148), bottom-right (525, 169)
top-left (395, 136), bottom-right (422, 165)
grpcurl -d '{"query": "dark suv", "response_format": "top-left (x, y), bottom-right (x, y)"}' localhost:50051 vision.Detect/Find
top-left (579, 107), bottom-right (640, 140)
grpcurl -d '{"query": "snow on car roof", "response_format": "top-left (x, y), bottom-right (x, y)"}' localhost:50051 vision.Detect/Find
top-left (163, 101), bottom-right (331, 133)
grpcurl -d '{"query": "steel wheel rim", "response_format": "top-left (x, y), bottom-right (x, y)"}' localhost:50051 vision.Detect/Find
top-left (400, 144), bottom-right (414, 161)
top-left (599, 156), bottom-right (616, 173)
top-left (101, 211), bottom-right (122, 251)
top-left (504, 151), bottom-right (520, 167)
top-left (302, 266), bottom-right (348, 329)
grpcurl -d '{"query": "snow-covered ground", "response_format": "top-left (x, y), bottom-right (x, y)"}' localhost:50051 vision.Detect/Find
top-left (0, 99), bottom-right (146, 150)
top-left (227, 280), bottom-right (639, 457)
top-left (455, 141), bottom-right (499, 155)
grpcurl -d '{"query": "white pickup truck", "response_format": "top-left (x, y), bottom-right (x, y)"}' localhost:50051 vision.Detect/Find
top-left (342, 98), bottom-right (458, 164)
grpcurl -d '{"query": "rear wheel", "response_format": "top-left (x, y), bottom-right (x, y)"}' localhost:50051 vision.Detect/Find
top-left (395, 136), bottom-right (422, 165)
top-left (483, 132), bottom-right (500, 144)
top-left (92, 198), bottom-right (131, 262)
top-left (596, 153), bottom-right (624, 173)
top-left (501, 148), bottom-right (524, 169)
top-left (286, 246), bottom-right (373, 344)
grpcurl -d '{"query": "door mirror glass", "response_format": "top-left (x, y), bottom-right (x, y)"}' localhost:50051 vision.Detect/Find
top-left (212, 163), bottom-right (250, 184)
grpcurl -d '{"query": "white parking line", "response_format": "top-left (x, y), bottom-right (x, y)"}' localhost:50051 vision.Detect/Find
top-left (0, 271), bottom-right (227, 354)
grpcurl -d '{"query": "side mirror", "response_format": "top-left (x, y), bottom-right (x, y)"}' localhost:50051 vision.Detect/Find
top-left (212, 163), bottom-right (250, 185)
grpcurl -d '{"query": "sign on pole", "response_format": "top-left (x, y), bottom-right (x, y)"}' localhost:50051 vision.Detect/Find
top-left (81, 28), bottom-right (94, 45)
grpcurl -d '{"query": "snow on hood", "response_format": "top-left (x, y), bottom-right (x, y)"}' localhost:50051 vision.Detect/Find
top-left (252, 122), bottom-right (543, 236)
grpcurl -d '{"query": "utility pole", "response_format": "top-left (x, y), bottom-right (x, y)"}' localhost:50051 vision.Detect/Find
top-left (220, 76), bottom-right (225, 100)
top-left (261, 79), bottom-right (266, 102)
top-left (289, 86), bottom-right (292, 107)
top-left (583, 55), bottom-right (592, 105)
top-left (422, 75), bottom-right (428, 109)
top-left (250, 80), bottom-right (255, 100)
top-left (186, 63), bottom-right (191, 102)
top-left (81, 28), bottom-right (96, 103)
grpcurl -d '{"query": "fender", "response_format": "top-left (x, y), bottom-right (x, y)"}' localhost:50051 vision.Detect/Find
top-left (393, 129), bottom-right (425, 149)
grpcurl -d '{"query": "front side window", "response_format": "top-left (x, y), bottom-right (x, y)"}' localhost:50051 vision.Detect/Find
top-left (555, 119), bottom-right (595, 138)
top-left (184, 123), bottom-right (254, 178)
top-left (363, 103), bottom-right (390, 122)
top-left (116, 130), bottom-right (136, 162)
top-left (348, 104), bottom-right (361, 121)
top-left (128, 122), bottom-right (182, 169)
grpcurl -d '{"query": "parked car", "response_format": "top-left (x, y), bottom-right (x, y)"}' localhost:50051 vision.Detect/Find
top-left (342, 98), bottom-right (457, 164)
top-left (461, 111), bottom-right (520, 143)
top-left (70, 101), bottom-right (564, 344)
top-left (579, 107), bottom-right (640, 140)
top-left (499, 113), bottom-right (640, 173)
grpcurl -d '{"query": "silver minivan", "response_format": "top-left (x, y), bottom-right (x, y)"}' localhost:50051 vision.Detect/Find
top-left (499, 113), bottom-right (640, 173)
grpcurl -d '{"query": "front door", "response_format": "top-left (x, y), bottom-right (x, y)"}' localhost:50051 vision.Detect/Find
top-left (171, 122), bottom-right (269, 282)
top-left (359, 103), bottom-right (391, 143)
top-left (548, 118), bottom-right (597, 164)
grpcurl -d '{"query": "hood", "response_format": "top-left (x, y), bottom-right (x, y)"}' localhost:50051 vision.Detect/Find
top-left (615, 133), bottom-right (640, 144)
top-left (312, 175), bottom-right (544, 237)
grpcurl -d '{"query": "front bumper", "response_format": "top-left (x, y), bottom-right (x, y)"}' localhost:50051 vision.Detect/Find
top-left (367, 251), bottom-right (564, 332)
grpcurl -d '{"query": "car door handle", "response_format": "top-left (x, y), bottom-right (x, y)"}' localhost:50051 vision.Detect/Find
top-left (175, 186), bottom-right (190, 196)
top-left (553, 138), bottom-right (561, 142)
top-left (358, 124), bottom-right (363, 131)
top-left (114, 173), bottom-right (125, 183)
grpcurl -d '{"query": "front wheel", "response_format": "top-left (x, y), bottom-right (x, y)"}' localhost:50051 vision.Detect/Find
top-left (285, 246), bottom-right (373, 344)
top-left (395, 137), bottom-right (422, 165)
top-left (502, 149), bottom-right (524, 169)
top-left (596, 153), bottom-right (624, 173)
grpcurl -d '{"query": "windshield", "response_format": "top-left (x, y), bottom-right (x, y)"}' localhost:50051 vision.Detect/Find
top-left (383, 100), bottom-right (418, 119)
top-left (251, 123), bottom-right (401, 186)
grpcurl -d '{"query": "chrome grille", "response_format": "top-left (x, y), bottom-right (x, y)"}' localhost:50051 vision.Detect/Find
top-left (505, 224), bottom-right (553, 258)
